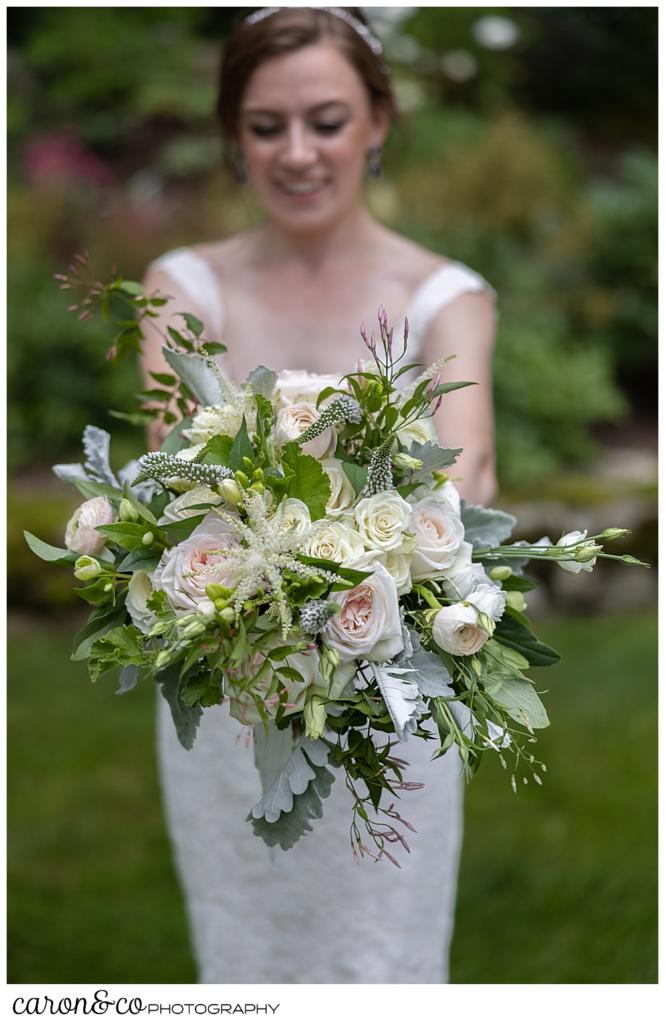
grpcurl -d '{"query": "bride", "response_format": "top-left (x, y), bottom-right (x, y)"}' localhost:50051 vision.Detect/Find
top-left (140, 7), bottom-right (496, 985)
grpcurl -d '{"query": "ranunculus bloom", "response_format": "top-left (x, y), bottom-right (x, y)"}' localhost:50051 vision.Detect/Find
top-left (353, 491), bottom-right (413, 552)
top-left (275, 402), bottom-right (336, 459)
top-left (467, 582), bottom-right (507, 623)
top-left (441, 540), bottom-right (493, 600)
top-left (410, 497), bottom-right (465, 579)
top-left (126, 570), bottom-right (156, 634)
top-left (325, 561), bottom-right (404, 664)
top-left (432, 603), bottom-right (489, 656)
top-left (152, 513), bottom-right (241, 613)
top-left (64, 496), bottom-right (114, 555)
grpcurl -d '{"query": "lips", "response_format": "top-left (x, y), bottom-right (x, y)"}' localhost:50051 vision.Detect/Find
top-left (275, 180), bottom-right (328, 198)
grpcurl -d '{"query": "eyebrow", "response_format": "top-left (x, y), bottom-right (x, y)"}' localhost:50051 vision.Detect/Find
top-left (241, 100), bottom-right (350, 117)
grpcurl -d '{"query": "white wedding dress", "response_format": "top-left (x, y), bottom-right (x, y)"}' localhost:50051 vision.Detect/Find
top-left (150, 248), bottom-right (495, 984)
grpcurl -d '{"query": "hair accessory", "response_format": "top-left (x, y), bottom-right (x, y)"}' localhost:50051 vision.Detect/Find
top-left (243, 6), bottom-right (383, 56)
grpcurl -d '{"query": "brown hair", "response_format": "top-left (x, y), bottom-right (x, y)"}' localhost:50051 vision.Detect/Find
top-left (216, 7), bottom-right (397, 143)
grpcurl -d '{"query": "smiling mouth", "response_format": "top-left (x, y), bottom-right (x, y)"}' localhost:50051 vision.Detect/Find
top-left (276, 181), bottom-right (328, 197)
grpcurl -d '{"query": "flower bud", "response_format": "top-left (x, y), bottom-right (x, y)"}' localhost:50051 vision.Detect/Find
top-left (242, 456), bottom-right (254, 471)
top-left (219, 607), bottom-right (236, 624)
top-left (103, 582), bottom-right (113, 593)
top-left (235, 470), bottom-right (250, 488)
top-left (197, 598), bottom-right (217, 621)
top-left (304, 694), bottom-right (327, 740)
top-left (476, 611), bottom-right (496, 636)
top-left (214, 597), bottom-right (229, 611)
top-left (393, 452), bottom-right (424, 472)
top-left (219, 479), bottom-right (243, 505)
top-left (74, 555), bottom-right (102, 581)
top-left (470, 657), bottom-right (482, 674)
top-left (149, 621), bottom-right (168, 638)
top-left (118, 498), bottom-right (139, 523)
top-left (432, 470), bottom-right (449, 487)
top-left (182, 621), bottom-right (206, 640)
top-left (206, 583), bottom-right (233, 601)
top-left (600, 528), bottom-right (631, 540)
top-left (505, 591), bottom-right (527, 613)
top-left (252, 467), bottom-right (264, 481)
top-left (575, 543), bottom-right (602, 563)
top-left (489, 565), bottom-right (512, 581)
top-left (155, 650), bottom-right (172, 669)
top-left (250, 481), bottom-right (265, 496)
top-left (141, 531), bottom-right (155, 547)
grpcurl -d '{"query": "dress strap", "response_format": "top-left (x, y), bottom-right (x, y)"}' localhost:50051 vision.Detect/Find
top-left (149, 247), bottom-right (225, 340)
top-left (405, 261), bottom-right (496, 357)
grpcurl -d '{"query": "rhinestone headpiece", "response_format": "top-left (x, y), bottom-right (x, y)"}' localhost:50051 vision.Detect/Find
top-left (243, 7), bottom-right (383, 57)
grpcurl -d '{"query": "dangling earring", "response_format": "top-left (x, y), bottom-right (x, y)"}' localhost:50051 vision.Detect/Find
top-left (366, 146), bottom-right (383, 178)
top-left (232, 149), bottom-right (247, 184)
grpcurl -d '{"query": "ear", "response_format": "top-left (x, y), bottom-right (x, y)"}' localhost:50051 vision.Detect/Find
top-left (368, 101), bottom-right (392, 150)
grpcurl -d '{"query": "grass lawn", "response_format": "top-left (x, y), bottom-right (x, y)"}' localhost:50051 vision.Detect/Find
top-left (7, 609), bottom-right (657, 984)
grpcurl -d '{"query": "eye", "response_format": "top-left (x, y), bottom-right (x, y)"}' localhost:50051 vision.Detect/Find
top-left (248, 124), bottom-right (282, 138)
top-left (314, 122), bottom-right (344, 135)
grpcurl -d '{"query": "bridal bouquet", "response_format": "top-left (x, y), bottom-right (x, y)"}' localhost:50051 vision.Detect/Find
top-left (26, 264), bottom-right (646, 864)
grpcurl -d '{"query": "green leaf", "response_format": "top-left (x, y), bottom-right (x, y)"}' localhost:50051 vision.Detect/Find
top-left (229, 417), bottom-right (254, 469)
top-left (162, 348), bottom-right (222, 406)
top-left (180, 671), bottom-right (223, 708)
top-left (96, 522), bottom-right (163, 551)
top-left (89, 625), bottom-right (146, 683)
top-left (281, 443), bottom-right (331, 520)
top-left (201, 434), bottom-right (234, 466)
top-left (461, 500), bottom-right (517, 550)
top-left (158, 665), bottom-right (202, 750)
top-left (117, 549), bottom-right (161, 572)
top-left (181, 312), bottom-right (204, 337)
top-left (340, 461), bottom-right (368, 497)
top-left (501, 575), bottom-right (538, 593)
top-left (296, 554), bottom-right (372, 588)
top-left (161, 515), bottom-right (205, 545)
top-left (122, 485), bottom-right (157, 525)
top-left (484, 673), bottom-right (550, 730)
top-left (72, 478), bottom-right (124, 502)
top-left (24, 531), bottom-right (78, 566)
top-left (494, 616), bottom-right (561, 667)
top-left (117, 280), bottom-right (143, 297)
top-left (160, 416), bottom-right (192, 454)
top-left (201, 341), bottom-right (227, 356)
top-left (72, 604), bottom-right (128, 661)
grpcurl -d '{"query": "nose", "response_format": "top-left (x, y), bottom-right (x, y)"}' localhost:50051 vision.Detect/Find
top-left (279, 121), bottom-right (317, 170)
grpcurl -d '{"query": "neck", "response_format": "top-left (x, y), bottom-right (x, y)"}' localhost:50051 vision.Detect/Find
top-left (253, 204), bottom-right (383, 272)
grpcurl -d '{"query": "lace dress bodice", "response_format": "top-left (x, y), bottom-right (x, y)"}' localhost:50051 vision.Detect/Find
top-left (151, 246), bottom-right (495, 984)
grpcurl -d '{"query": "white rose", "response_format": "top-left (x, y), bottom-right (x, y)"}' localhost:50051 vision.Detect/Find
top-left (397, 416), bottom-right (437, 448)
top-left (441, 540), bottom-right (493, 600)
top-left (556, 529), bottom-right (598, 574)
top-left (432, 603), bottom-right (489, 656)
top-left (351, 547), bottom-right (412, 596)
top-left (276, 370), bottom-right (342, 407)
top-left (274, 497), bottom-right (312, 538)
top-left (64, 496), bottom-right (114, 556)
top-left (322, 458), bottom-right (355, 516)
top-left (325, 561), bottom-right (404, 664)
top-left (410, 497), bottom-right (465, 579)
top-left (158, 485), bottom-right (222, 525)
top-left (305, 520), bottom-right (364, 564)
top-left (354, 491), bottom-right (413, 552)
top-left (275, 402), bottom-right (336, 459)
top-left (152, 513), bottom-right (241, 613)
top-left (467, 582), bottom-right (507, 623)
top-left (126, 570), bottom-right (156, 634)
top-left (408, 479), bottom-right (461, 517)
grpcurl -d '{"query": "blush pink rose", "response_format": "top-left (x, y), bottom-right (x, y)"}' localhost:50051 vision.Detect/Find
top-left (152, 514), bottom-right (241, 613)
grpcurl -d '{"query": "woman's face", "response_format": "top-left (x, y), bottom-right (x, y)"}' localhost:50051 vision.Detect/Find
top-left (237, 41), bottom-right (389, 234)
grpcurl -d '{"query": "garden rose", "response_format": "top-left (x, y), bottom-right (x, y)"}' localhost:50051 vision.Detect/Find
top-left (408, 479), bottom-right (461, 517)
top-left (275, 369), bottom-right (342, 407)
top-left (152, 513), bottom-right (241, 613)
top-left (321, 458), bottom-right (355, 516)
top-left (64, 496), bottom-right (114, 556)
top-left (410, 497), bottom-right (465, 579)
top-left (275, 402), bottom-right (336, 459)
top-left (432, 603), bottom-right (489, 656)
top-left (325, 561), bottom-right (404, 663)
top-left (351, 547), bottom-right (412, 596)
top-left (275, 497), bottom-right (312, 538)
top-left (353, 491), bottom-right (413, 552)
top-left (397, 416), bottom-right (437, 448)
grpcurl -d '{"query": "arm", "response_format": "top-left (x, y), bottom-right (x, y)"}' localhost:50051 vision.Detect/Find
top-left (139, 263), bottom-right (211, 451)
top-left (421, 290), bottom-right (497, 505)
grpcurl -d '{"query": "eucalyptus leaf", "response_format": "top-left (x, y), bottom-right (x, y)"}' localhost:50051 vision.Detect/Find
top-left (82, 425), bottom-right (120, 486)
top-left (367, 662), bottom-right (428, 741)
top-left (461, 500), bottom-right (517, 550)
top-left (407, 441), bottom-right (462, 480)
top-left (24, 531), bottom-right (78, 566)
top-left (251, 724), bottom-right (331, 824)
top-left (249, 756), bottom-right (336, 851)
top-left (162, 348), bottom-right (222, 406)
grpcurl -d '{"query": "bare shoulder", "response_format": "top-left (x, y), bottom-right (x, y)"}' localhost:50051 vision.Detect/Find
top-left (374, 225), bottom-right (453, 287)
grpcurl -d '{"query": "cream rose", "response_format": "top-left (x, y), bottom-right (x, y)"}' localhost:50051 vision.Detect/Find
top-left (152, 513), bottom-right (241, 613)
top-left (353, 491), bottom-right (413, 552)
top-left (351, 547), bottom-right (412, 597)
top-left (324, 561), bottom-right (404, 664)
top-left (275, 497), bottom-right (312, 538)
top-left (304, 520), bottom-right (364, 565)
top-left (126, 570), bottom-right (156, 635)
top-left (410, 497), bottom-right (465, 579)
top-left (322, 458), bottom-right (355, 516)
top-left (158, 485), bottom-right (222, 525)
top-left (432, 603), bottom-right (489, 656)
top-left (64, 496), bottom-right (114, 556)
top-left (275, 402), bottom-right (336, 459)
top-left (408, 479), bottom-right (461, 518)
top-left (397, 416), bottom-right (438, 448)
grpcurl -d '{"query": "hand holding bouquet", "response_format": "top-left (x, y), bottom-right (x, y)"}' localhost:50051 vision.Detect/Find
top-left (26, 264), bottom-right (647, 865)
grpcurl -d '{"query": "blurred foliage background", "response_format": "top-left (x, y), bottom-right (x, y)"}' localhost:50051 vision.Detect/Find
top-left (7, 6), bottom-right (657, 984)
